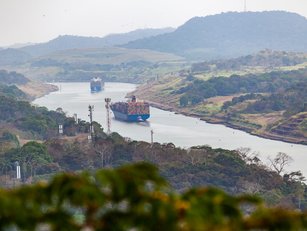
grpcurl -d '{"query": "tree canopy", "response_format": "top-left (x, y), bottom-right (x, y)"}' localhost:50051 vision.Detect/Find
top-left (0, 162), bottom-right (306, 231)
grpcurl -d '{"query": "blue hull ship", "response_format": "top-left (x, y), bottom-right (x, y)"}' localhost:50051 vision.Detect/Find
top-left (110, 96), bottom-right (150, 122)
top-left (112, 110), bottom-right (150, 122)
top-left (90, 77), bottom-right (103, 92)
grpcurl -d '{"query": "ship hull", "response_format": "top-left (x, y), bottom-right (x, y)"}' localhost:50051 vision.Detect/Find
top-left (90, 86), bottom-right (102, 92)
top-left (90, 77), bottom-right (104, 93)
top-left (112, 110), bottom-right (150, 122)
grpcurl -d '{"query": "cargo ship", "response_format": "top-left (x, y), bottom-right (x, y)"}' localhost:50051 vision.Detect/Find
top-left (110, 96), bottom-right (150, 122)
top-left (90, 77), bottom-right (104, 92)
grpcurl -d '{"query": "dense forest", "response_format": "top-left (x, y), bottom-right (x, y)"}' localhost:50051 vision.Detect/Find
top-left (1, 163), bottom-right (306, 231)
top-left (178, 69), bottom-right (307, 111)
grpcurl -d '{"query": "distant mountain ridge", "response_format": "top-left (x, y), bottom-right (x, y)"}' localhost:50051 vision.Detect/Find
top-left (123, 11), bottom-right (307, 60)
top-left (19, 28), bottom-right (174, 57)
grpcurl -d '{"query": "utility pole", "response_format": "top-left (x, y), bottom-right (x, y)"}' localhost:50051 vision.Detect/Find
top-left (73, 113), bottom-right (78, 124)
top-left (88, 105), bottom-right (94, 142)
top-left (15, 161), bottom-right (21, 180)
top-left (151, 129), bottom-right (154, 144)
top-left (105, 98), bottom-right (111, 134)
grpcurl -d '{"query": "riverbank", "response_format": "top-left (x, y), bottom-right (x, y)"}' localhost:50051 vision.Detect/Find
top-left (18, 82), bottom-right (58, 100)
top-left (143, 99), bottom-right (307, 146)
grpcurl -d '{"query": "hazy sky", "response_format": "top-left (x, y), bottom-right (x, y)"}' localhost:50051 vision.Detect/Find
top-left (1, 0), bottom-right (307, 47)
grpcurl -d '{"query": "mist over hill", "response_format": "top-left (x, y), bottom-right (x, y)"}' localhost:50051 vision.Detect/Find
top-left (0, 49), bottom-right (32, 65)
top-left (123, 11), bottom-right (307, 60)
top-left (19, 28), bottom-right (174, 57)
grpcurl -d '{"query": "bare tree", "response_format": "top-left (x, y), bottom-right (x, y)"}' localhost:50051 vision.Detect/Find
top-left (268, 152), bottom-right (293, 175)
top-left (95, 142), bottom-right (113, 168)
top-left (283, 171), bottom-right (306, 182)
top-left (236, 147), bottom-right (262, 165)
top-left (186, 148), bottom-right (207, 166)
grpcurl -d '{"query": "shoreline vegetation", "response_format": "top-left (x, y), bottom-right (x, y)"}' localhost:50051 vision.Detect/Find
top-left (145, 100), bottom-right (307, 146)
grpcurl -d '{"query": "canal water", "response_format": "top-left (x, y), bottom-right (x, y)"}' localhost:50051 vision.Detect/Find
top-left (33, 82), bottom-right (307, 176)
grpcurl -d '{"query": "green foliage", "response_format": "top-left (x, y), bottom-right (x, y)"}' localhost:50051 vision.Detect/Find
top-left (0, 84), bottom-right (28, 100)
top-left (0, 132), bottom-right (19, 154)
top-left (222, 93), bottom-right (260, 110)
top-left (0, 69), bottom-right (29, 85)
top-left (3, 142), bottom-right (53, 179)
top-left (34, 138), bottom-right (306, 209)
top-left (0, 94), bottom-right (93, 139)
top-left (192, 50), bottom-right (307, 73)
top-left (179, 95), bottom-right (189, 107)
top-left (177, 69), bottom-right (307, 105)
top-left (0, 163), bottom-right (306, 231)
top-left (300, 119), bottom-right (307, 132)
top-left (244, 82), bottom-right (307, 116)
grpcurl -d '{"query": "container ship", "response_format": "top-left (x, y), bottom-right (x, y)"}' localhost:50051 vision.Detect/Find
top-left (110, 96), bottom-right (150, 122)
top-left (90, 77), bottom-right (104, 92)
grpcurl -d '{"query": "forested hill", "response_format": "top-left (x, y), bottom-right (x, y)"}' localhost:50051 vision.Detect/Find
top-left (0, 69), bottom-right (29, 85)
top-left (191, 50), bottom-right (307, 72)
top-left (123, 11), bottom-right (307, 60)
top-left (19, 28), bottom-right (174, 57)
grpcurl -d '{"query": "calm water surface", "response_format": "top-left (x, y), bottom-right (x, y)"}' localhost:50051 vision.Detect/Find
top-left (33, 82), bottom-right (307, 176)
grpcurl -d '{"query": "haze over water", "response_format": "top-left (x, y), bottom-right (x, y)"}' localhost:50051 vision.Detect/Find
top-left (33, 82), bottom-right (307, 177)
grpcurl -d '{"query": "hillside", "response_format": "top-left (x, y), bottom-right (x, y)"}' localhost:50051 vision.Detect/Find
top-left (0, 69), bottom-right (29, 85)
top-left (132, 51), bottom-right (307, 144)
top-left (16, 47), bottom-right (185, 83)
top-left (19, 28), bottom-right (174, 57)
top-left (0, 48), bottom-right (31, 65)
top-left (0, 69), bottom-right (57, 99)
top-left (123, 11), bottom-right (307, 60)
top-left (191, 49), bottom-right (307, 73)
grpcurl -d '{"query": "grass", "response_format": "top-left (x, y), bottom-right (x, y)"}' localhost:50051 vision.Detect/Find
top-left (194, 62), bottom-right (307, 81)
top-left (193, 102), bottom-right (222, 114)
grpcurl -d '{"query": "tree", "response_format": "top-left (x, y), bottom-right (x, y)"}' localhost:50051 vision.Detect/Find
top-left (0, 163), bottom-right (306, 231)
top-left (268, 152), bottom-right (293, 175)
top-left (13, 142), bottom-right (52, 180)
top-left (236, 147), bottom-right (262, 166)
top-left (179, 95), bottom-right (189, 107)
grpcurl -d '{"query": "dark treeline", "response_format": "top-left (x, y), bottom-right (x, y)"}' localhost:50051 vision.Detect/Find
top-left (178, 68), bottom-right (307, 107)
top-left (0, 95), bottom-right (91, 139)
top-left (243, 82), bottom-right (307, 116)
top-left (0, 69), bottom-right (29, 85)
top-left (1, 131), bottom-right (306, 209)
